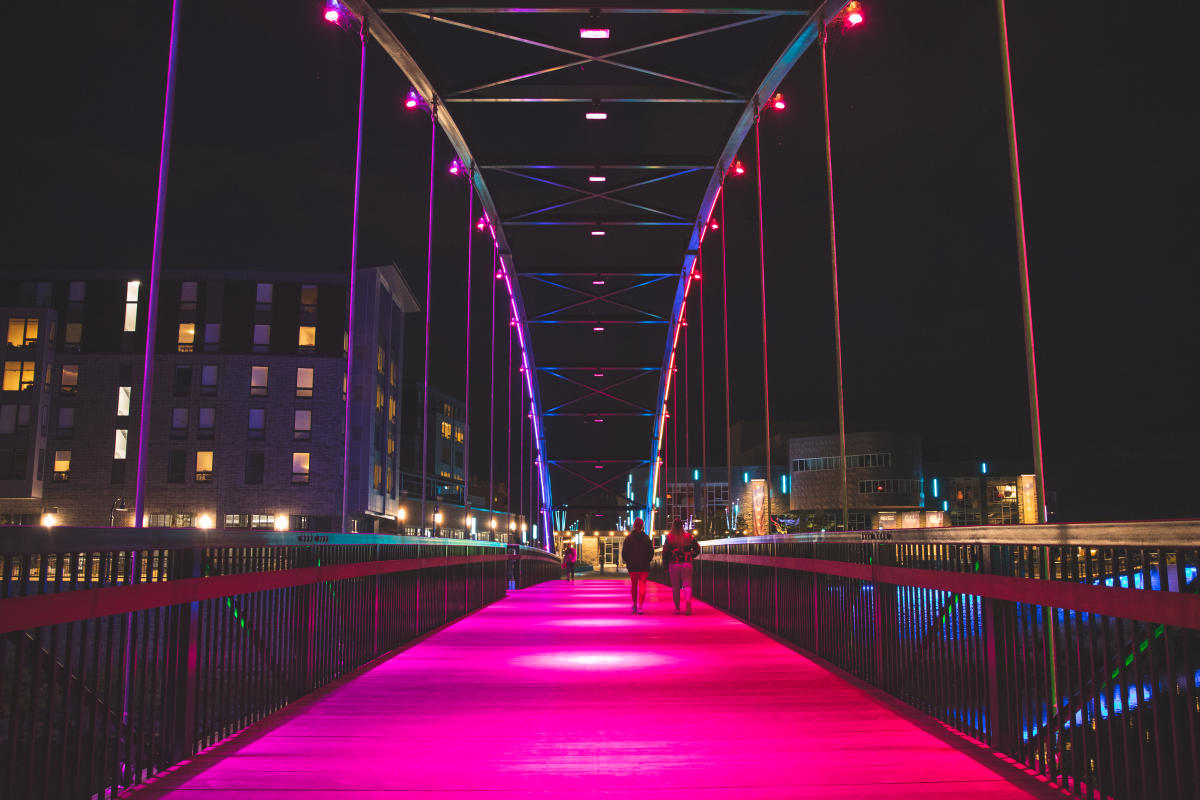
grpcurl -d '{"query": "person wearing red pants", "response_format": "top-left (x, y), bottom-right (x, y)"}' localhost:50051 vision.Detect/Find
top-left (621, 518), bottom-right (654, 614)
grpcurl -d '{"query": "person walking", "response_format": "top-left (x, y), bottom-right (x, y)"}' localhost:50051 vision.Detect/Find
top-left (663, 519), bottom-right (700, 614)
top-left (621, 518), bottom-right (654, 614)
top-left (562, 541), bottom-right (577, 582)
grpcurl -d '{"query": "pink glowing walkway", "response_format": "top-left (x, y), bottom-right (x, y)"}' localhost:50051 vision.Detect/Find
top-left (139, 580), bottom-right (1063, 799)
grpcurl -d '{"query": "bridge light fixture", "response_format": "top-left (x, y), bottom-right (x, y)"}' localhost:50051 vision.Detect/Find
top-left (477, 216), bottom-right (488, 231)
top-left (709, 219), bottom-right (719, 230)
top-left (592, 326), bottom-right (605, 332)
top-left (323, 2), bottom-right (340, 24)
top-left (586, 111), bottom-right (607, 120)
top-left (448, 158), bottom-right (462, 175)
top-left (769, 92), bottom-right (786, 111)
top-left (845, 1), bottom-right (864, 27)
top-left (589, 175), bottom-right (606, 183)
top-left (404, 88), bottom-right (424, 110)
top-left (592, 279), bottom-right (605, 285)
top-left (591, 229), bottom-right (605, 236)
top-left (580, 28), bottom-right (609, 39)
top-left (731, 160), bottom-right (746, 176)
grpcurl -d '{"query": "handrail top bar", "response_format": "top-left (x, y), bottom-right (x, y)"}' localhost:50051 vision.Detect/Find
top-left (0, 526), bottom-right (558, 555)
top-left (699, 519), bottom-right (1200, 548)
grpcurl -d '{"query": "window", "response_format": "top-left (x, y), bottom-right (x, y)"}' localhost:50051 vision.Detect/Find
top-left (167, 449), bottom-right (185, 483)
top-left (244, 451), bottom-right (264, 484)
top-left (253, 324), bottom-right (270, 352)
top-left (3, 361), bottom-right (36, 392)
top-left (298, 326), bottom-right (316, 350)
top-left (68, 281), bottom-right (85, 304)
top-left (390, 358), bottom-right (397, 386)
top-left (114, 429), bottom-right (128, 460)
top-left (124, 281), bottom-right (140, 332)
top-left (203, 323), bottom-right (220, 352)
top-left (173, 365), bottom-right (192, 397)
top-left (247, 408), bottom-right (266, 440)
top-left (388, 397), bottom-right (396, 422)
top-left (0, 404), bottom-right (31, 434)
top-left (34, 282), bottom-right (51, 307)
top-left (300, 285), bottom-right (318, 313)
top-left (373, 462), bottom-right (383, 491)
top-left (455, 426), bottom-right (463, 444)
top-left (857, 478), bottom-right (921, 495)
top-left (441, 421), bottom-right (452, 439)
top-left (7, 318), bottom-right (38, 347)
top-left (377, 345), bottom-right (385, 373)
top-left (117, 386), bottom-right (131, 417)
top-left (170, 407), bottom-right (188, 438)
top-left (250, 366), bottom-right (268, 396)
top-left (197, 407), bottom-right (215, 440)
top-left (255, 283), bottom-right (273, 308)
top-left (250, 513), bottom-right (275, 530)
top-left (56, 407), bottom-right (74, 437)
top-left (53, 450), bottom-right (71, 482)
top-left (387, 435), bottom-right (395, 456)
top-left (376, 386), bottom-right (385, 411)
top-left (0, 449), bottom-right (26, 480)
top-left (64, 323), bottom-right (82, 350)
top-left (177, 323), bottom-right (195, 352)
top-left (59, 365), bottom-right (78, 395)
top-left (199, 365), bottom-right (218, 396)
top-left (292, 452), bottom-right (310, 484)
top-left (296, 367), bottom-right (314, 398)
top-left (294, 409), bottom-right (311, 441)
top-left (195, 451), bottom-right (213, 482)
top-left (224, 514), bottom-right (249, 529)
top-left (180, 281), bottom-right (198, 308)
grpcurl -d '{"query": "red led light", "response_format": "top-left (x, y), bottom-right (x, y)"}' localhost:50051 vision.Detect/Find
top-left (692, 273), bottom-right (701, 281)
top-left (769, 92), bottom-right (786, 111)
top-left (477, 216), bottom-right (488, 231)
top-left (449, 159), bottom-right (462, 175)
top-left (709, 220), bottom-right (719, 230)
top-left (845, 2), bottom-right (864, 27)
top-left (324, 9), bottom-right (339, 23)
top-left (732, 160), bottom-right (746, 176)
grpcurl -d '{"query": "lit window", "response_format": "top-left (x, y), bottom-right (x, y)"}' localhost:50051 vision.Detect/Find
top-left (294, 409), bottom-right (311, 441)
top-left (59, 365), bottom-right (78, 395)
top-left (250, 366), bottom-right (268, 396)
top-left (296, 367), bottom-right (314, 398)
top-left (377, 345), bottom-right (385, 372)
top-left (117, 386), bottom-right (131, 416)
top-left (7, 318), bottom-right (38, 346)
top-left (387, 435), bottom-right (395, 455)
top-left (170, 407), bottom-right (189, 438)
top-left (441, 421), bottom-right (452, 439)
top-left (56, 407), bottom-right (74, 436)
top-left (195, 450), bottom-right (214, 482)
top-left (3, 361), bottom-right (36, 392)
top-left (376, 386), bottom-right (385, 411)
top-left (53, 450), bottom-right (71, 481)
top-left (114, 429), bottom-right (128, 460)
top-left (177, 323), bottom-right (195, 352)
top-left (64, 323), bottom-right (82, 349)
top-left (124, 303), bottom-right (138, 332)
top-left (200, 365), bottom-right (218, 395)
top-left (256, 283), bottom-right (273, 306)
top-left (203, 323), bottom-right (220, 351)
top-left (126, 281), bottom-right (140, 303)
top-left (197, 407), bottom-right (215, 439)
top-left (248, 408), bottom-right (266, 440)
top-left (390, 359), bottom-right (397, 386)
top-left (298, 326), bottom-right (316, 349)
top-left (455, 426), bottom-right (463, 444)
top-left (388, 397), bottom-right (396, 422)
top-left (292, 452), bottom-right (310, 484)
top-left (373, 462), bottom-right (383, 490)
top-left (253, 324), bottom-right (270, 352)
top-left (300, 285), bottom-right (317, 311)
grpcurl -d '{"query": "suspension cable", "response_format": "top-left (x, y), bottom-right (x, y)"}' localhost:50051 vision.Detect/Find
top-left (463, 174), bottom-right (474, 536)
top-left (488, 247), bottom-right (497, 537)
top-left (754, 107), bottom-right (774, 532)
top-left (821, 26), bottom-right (850, 532)
top-left (419, 107), bottom-right (437, 536)
top-left (720, 187), bottom-right (733, 530)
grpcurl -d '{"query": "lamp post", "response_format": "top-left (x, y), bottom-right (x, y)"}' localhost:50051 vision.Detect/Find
top-left (433, 509), bottom-right (443, 538)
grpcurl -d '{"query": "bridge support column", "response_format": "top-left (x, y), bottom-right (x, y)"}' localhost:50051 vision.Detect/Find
top-left (168, 547), bottom-right (201, 764)
top-left (982, 546), bottom-right (1015, 753)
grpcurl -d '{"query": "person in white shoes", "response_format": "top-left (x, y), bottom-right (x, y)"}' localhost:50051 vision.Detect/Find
top-left (662, 519), bottom-right (700, 614)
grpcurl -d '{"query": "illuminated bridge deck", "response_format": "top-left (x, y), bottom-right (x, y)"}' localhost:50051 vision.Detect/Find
top-left (138, 579), bottom-right (1061, 799)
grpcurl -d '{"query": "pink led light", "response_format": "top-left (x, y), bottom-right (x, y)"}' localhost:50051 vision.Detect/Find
top-left (324, 9), bottom-right (339, 23)
top-left (589, 176), bottom-right (605, 183)
top-left (495, 270), bottom-right (504, 279)
top-left (579, 28), bottom-right (610, 39)
top-left (592, 326), bottom-right (605, 332)
top-left (848, 11), bottom-right (863, 25)
top-left (585, 111), bottom-right (607, 120)
top-left (769, 92), bottom-right (786, 111)
top-left (692, 272), bottom-right (702, 281)
top-left (404, 89), bottom-right (420, 109)
top-left (709, 219), bottom-right (719, 230)
top-left (591, 230), bottom-right (605, 236)
top-left (593, 373), bottom-right (603, 377)
top-left (449, 158), bottom-right (462, 175)
top-left (732, 160), bottom-right (746, 176)
top-left (592, 279), bottom-right (605, 285)
top-left (476, 216), bottom-right (487, 231)
top-left (594, 418), bottom-right (603, 423)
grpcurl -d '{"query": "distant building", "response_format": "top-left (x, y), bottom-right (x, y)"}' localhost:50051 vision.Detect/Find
top-left (923, 460), bottom-right (1039, 526)
top-left (0, 266), bottom-right (422, 533)
top-left (787, 431), bottom-right (924, 531)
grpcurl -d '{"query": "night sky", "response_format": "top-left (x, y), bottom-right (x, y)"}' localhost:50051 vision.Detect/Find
top-left (2, 1), bottom-right (1195, 522)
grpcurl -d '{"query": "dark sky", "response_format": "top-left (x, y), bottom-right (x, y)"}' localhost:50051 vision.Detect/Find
top-left (2, 1), bottom-right (1196, 522)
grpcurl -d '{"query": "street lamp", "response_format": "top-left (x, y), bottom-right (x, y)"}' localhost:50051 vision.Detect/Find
top-left (433, 509), bottom-right (443, 537)
top-left (41, 513), bottom-right (57, 529)
top-left (197, 514), bottom-right (214, 530)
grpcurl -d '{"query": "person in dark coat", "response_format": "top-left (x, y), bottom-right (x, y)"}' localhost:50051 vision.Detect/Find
top-left (621, 518), bottom-right (654, 614)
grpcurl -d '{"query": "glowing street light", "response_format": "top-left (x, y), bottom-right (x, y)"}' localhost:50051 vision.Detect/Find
top-left (274, 515), bottom-right (289, 532)
top-left (585, 111), bottom-right (607, 120)
top-left (197, 514), bottom-right (214, 530)
top-left (41, 513), bottom-right (57, 529)
top-left (397, 507), bottom-right (407, 522)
